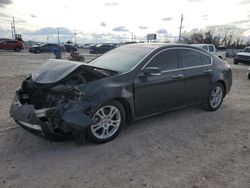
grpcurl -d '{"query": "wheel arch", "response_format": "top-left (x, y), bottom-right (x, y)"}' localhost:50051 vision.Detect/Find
top-left (216, 80), bottom-right (226, 97)
top-left (113, 97), bottom-right (133, 124)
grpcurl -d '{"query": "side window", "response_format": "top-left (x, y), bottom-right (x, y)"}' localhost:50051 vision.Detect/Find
top-left (208, 45), bottom-right (215, 52)
top-left (201, 53), bottom-right (211, 65)
top-left (147, 50), bottom-right (179, 70)
top-left (202, 45), bottom-right (208, 51)
top-left (181, 49), bottom-right (202, 68)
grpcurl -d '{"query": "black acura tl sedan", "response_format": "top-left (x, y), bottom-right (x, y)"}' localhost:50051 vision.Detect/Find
top-left (10, 44), bottom-right (232, 144)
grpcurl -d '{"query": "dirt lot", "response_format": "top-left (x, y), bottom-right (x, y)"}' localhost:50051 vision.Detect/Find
top-left (0, 50), bottom-right (249, 188)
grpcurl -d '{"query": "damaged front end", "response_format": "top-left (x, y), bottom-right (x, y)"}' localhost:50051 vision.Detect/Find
top-left (10, 59), bottom-right (114, 141)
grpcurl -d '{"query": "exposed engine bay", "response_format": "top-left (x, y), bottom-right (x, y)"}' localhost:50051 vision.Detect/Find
top-left (10, 59), bottom-right (116, 140)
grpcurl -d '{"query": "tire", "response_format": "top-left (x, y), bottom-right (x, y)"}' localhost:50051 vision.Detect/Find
top-left (86, 100), bottom-right (125, 144)
top-left (35, 49), bottom-right (40, 54)
top-left (248, 73), bottom-right (250, 80)
top-left (204, 82), bottom-right (225, 111)
top-left (15, 47), bottom-right (21, 52)
top-left (234, 60), bottom-right (239, 65)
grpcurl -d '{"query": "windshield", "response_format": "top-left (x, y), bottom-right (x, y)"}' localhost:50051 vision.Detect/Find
top-left (243, 48), bottom-right (250, 53)
top-left (89, 45), bottom-right (154, 73)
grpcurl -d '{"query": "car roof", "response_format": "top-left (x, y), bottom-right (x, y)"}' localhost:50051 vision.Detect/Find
top-left (124, 43), bottom-right (205, 51)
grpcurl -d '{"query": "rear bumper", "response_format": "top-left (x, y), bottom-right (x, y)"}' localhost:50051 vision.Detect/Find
top-left (9, 94), bottom-right (95, 141)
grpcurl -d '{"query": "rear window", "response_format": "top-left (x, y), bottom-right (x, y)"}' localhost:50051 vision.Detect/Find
top-left (181, 49), bottom-right (202, 67)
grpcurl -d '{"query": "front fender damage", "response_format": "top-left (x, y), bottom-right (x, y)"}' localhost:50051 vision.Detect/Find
top-left (61, 101), bottom-right (95, 131)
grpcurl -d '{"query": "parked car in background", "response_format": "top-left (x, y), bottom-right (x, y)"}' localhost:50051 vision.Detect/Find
top-left (10, 44), bottom-right (232, 144)
top-left (29, 43), bottom-right (65, 53)
top-left (64, 44), bottom-right (77, 52)
top-left (191, 44), bottom-right (226, 60)
top-left (0, 39), bottom-right (24, 52)
top-left (90, 43), bottom-right (118, 54)
top-left (82, 43), bottom-right (96, 49)
top-left (234, 47), bottom-right (250, 65)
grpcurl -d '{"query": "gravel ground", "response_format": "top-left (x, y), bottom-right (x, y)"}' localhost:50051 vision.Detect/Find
top-left (0, 50), bottom-right (249, 188)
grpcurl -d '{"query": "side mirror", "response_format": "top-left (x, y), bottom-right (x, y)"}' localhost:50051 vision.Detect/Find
top-left (140, 67), bottom-right (162, 77)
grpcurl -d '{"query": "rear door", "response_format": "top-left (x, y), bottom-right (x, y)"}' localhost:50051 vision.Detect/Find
top-left (134, 49), bottom-right (185, 118)
top-left (180, 49), bottom-right (213, 105)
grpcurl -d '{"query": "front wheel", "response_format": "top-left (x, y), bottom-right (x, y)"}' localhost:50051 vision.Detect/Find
top-left (204, 83), bottom-right (225, 111)
top-left (86, 100), bottom-right (125, 144)
top-left (35, 49), bottom-right (40, 54)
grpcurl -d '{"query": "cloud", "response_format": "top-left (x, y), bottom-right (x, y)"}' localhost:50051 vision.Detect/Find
top-left (238, 0), bottom-right (250, 4)
top-left (0, 12), bottom-right (9, 18)
top-left (0, 0), bottom-right (12, 7)
top-left (156, 29), bottom-right (168, 34)
top-left (138, 26), bottom-right (148, 29)
top-left (187, 0), bottom-right (204, 2)
top-left (30, 14), bottom-right (37, 18)
top-left (104, 2), bottom-right (118, 6)
top-left (202, 15), bottom-right (208, 21)
top-left (100, 22), bottom-right (107, 27)
top-left (162, 17), bottom-right (172, 21)
top-left (28, 27), bottom-right (74, 36)
top-left (112, 26), bottom-right (129, 32)
top-left (230, 19), bottom-right (250, 25)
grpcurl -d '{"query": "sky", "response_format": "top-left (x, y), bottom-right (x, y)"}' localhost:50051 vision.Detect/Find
top-left (0, 0), bottom-right (250, 43)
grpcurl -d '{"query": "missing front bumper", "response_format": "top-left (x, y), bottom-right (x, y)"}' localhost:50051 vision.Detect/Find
top-left (9, 96), bottom-right (95, 141)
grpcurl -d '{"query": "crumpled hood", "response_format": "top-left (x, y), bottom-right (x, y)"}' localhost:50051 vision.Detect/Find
top-left (236, 52), bottom-right (250, 57)
top-left (32, 59), bottom-right (116, 84)
top-left (32, 59), bottom-right (82, 84)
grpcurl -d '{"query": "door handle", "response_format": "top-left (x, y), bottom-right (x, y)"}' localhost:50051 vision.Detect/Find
top-left (172, 74), bottom-right (184, 79)
top-left (204, 69), bottom-right (212, 73)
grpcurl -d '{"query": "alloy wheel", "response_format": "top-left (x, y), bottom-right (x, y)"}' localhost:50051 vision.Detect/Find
top-left (91, 105), bottom-right (121, 140)
top-left (210, 86), bottom-right (223, 109)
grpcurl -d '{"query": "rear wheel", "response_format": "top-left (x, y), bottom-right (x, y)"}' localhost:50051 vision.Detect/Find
top-left (15, 47), bottom-right (21, 52)
top-left (248, 73), bottom-right (250, 80)
top-left (204, 82), bottom-right (225, 111)
top-left (86, 100), bottom-right (125, 144)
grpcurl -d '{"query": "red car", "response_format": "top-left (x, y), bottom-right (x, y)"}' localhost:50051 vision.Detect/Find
top-left (0, 39), bottom-right (24, 52)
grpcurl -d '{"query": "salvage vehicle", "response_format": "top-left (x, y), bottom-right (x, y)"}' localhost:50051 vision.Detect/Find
top-left (0, 39), bottom-right (24, 52)
top-left (64, 44), bottom-right (77, 53)
top-left (90, 43), bottom-right (118, 54)
top-left (10, 44), bottom-right (232, 144)
top-left (234, 47), bottom-right (250, 65)
top-left (29, 43), bottom-right (65, 53)
top-left (191, 44), bottom-right (226, 60)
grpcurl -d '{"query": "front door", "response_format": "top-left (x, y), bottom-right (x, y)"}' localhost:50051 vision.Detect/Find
top-left (134, 49), bottom-right (185, 118)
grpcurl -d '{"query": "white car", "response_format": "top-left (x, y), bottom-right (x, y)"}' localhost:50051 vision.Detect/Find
top-left (191, 44), bottom-right (226, 60)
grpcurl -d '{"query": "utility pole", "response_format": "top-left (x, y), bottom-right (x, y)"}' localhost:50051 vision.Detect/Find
top-left (10, 23), bottom-right (14, 39)
top-left (12, 17), bottom-right (16, 38)
top-left (131, 32), bottom-right (134, 42)
top-left (74, 29), bottom-right (77, 45)
top-left (178, 14), bottom-right (183, 43)
top-left (57, 28), bottom-right (60, 44)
